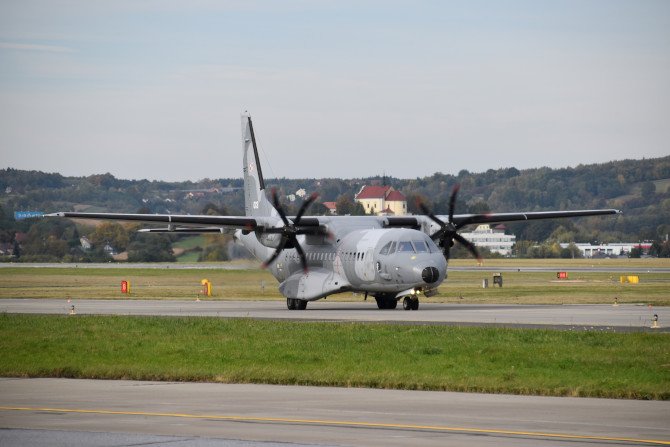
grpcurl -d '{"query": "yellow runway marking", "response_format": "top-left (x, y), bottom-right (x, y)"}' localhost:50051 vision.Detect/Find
top-left (1, 405), bottom-right (668, 445)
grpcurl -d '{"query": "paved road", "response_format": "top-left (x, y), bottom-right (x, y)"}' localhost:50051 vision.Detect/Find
top-left (1, 378), bottom-right (668, 447)
top-left (1, 299), bottom-right (667, 331)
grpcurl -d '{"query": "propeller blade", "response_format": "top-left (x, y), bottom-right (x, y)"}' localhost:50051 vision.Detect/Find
top-left (430, 227), bottom-right (447, 242)
top-left (292, 235), bottom-right (309, 273)
top-left (271, 188), bottom-right (290, 227)
top-left (418, 201), bottom-right (444, 228)
top-left (448, 184), bottom-right (460, 222)
top-left (454, 214), bottom-right (489, 231)
top-left (454, 233), bottom-right (481, 262)
top-left (261, 235), bottom-right (288, 269)
top-left (295, 192), bottom-right (319, 224)
top-left (442, 243), bottom-right (452, 261)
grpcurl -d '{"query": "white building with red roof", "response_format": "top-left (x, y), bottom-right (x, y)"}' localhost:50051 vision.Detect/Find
top-left (322, 201), bottom-right (338, 215)
top-left (354, 185), bottom-right (407, 216)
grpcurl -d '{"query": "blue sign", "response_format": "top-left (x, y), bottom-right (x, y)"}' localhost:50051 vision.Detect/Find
top-left (14, 211), bottom-right (44, 220)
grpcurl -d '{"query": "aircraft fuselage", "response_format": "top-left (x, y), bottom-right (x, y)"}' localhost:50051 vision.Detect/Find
top-left (236, 225), bottom-right (447, 302)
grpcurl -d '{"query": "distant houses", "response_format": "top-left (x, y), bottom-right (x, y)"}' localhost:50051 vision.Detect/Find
top-left (354, 185), bottom-right (407, 216)
top-left (322, 201), bottom-right (337, 215)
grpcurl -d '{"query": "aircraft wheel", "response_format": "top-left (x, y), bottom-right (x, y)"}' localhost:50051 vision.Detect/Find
top-left (296, 299), bottom-right (308, 310)
top-left (375, 296), bottom-right (397, 310)
top-left (403, 297), bottom-right (412, 311)
top-left (287, 298), bottom-right (297, 310)
top-left (411, 298), bottom-right (419, 311)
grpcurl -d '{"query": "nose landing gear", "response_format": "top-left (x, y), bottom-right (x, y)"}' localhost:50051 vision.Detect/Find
top-left (287, 298), bottom-right (307, 310)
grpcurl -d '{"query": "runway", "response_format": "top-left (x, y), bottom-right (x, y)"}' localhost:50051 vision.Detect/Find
top-left (1, 298), bottom-right (667, 331)
top-left (1, 378), bottom-right (668, 447)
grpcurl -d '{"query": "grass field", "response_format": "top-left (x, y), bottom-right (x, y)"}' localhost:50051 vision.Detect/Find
top-left (1, 258), bottom-right (668, 304)
top-left (1, 314), bottom-right (668, 400)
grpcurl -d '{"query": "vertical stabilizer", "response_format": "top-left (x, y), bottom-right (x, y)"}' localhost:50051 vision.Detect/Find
top-left (242, 112), bottom-right (274, 217)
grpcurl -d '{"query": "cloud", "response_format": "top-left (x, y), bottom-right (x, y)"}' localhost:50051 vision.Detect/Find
top-left (0, 42), bottom-right (75, 53)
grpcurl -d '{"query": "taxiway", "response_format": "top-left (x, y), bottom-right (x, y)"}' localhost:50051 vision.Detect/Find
top-left (1, 378), bottom-right (668, 447)
top-left (1, 299), bottom-right (667, 331)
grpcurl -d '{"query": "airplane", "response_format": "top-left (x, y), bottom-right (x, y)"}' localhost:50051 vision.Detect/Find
top-left (48, 112), bottom-right (621, 311)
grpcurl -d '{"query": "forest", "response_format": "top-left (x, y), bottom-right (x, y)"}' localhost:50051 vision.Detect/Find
top-left (1, 154), bottom-right (669, 262)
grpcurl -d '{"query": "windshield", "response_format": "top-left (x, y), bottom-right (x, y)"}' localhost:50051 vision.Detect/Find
top-left (413, 240), bottom-right (429, 253)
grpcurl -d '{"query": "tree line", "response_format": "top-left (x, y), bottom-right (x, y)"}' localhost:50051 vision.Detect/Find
top-left (1, 154), bottom-right (669, 261)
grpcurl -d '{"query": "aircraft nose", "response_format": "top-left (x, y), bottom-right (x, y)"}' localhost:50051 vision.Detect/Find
top-left (421, 266), bottom-right (440, 284)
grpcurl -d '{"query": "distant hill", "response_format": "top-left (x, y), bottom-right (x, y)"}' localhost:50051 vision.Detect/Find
top-left (2, 155), bottom-right (669, 244)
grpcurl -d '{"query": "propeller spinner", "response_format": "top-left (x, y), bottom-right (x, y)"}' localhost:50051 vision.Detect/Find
top-left (419, 184), bottom-right (483, 262)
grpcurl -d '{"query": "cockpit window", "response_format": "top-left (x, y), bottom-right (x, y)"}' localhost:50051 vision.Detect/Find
top-left (379, 241), bottom-right (392, 255)
top-left (388, 241), bottom-right (397, 254)
top-left (398, 241), bottom-right (415, 252)
top-left (413, 241), bottom-right (429, 253)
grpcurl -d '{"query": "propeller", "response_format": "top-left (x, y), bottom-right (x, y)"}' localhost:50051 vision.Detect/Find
top-left (260, 189), bottom-right (321, 272)
top-left (418, 184), bottom-right (483, 262)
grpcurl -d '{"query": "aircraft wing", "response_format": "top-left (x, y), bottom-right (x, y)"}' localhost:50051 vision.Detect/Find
top-left (45, 212), bottom-right (270, 234)
top-left (449, 208), bottom-right (622, 227)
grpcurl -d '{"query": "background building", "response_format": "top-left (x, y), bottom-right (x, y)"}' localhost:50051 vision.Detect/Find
top-left (355, 185), bottom-right (407, 216)
top-left (559, 242), bottom-right (652, 258)
top-left (460, 224), bottom-right (516, 256)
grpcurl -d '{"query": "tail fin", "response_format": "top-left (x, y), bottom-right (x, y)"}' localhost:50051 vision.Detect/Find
top-left (242, 112), bottom-right (274, 217)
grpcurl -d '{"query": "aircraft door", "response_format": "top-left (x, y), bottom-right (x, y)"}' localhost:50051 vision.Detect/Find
top-left (376, 240), bottom-right (395, 281)
top-left (362, 248), bottom-right (375, 281)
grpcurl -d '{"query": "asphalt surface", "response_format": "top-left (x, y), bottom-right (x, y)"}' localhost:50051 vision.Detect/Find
top-left (1, 299), bottom-right (668, 331)
top-left (1, 378), bottom-right (668, 447)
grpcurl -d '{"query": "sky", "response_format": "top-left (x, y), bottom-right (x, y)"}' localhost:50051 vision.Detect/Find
top-left (1, 0), bottom-right (669, 181)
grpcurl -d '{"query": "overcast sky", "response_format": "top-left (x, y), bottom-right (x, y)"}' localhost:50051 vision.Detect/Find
top-left (1, 1), bottom-right (668, 181)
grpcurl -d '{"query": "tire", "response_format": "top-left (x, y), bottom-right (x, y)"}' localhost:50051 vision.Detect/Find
top-left (296, 299), bottom-right (308, 310)
top-left (403, 297), bottom-right (412, 310)
top-left (411, 298), bottom-right (419, 311)
top-left (375, 295), bottom-right (397, 310)
top-left (287, 298), bottom-right (297, 310)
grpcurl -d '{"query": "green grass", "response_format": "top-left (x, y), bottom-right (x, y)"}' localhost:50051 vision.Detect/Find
top-left (1, 261), bottom-right (669, 304)
top-left (0, 267), bottom-right (282, 300)
top-left (176, 251), bottom-right (201, 263)
top-left (1, 314), bottom-right (668, 399)
top-left (172, 236), bottom-right (206, 250)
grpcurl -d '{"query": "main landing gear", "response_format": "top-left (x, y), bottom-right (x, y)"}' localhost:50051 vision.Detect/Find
top-left (287, 298), bottom-right (307, 310)
top-left (374, 294), bottom-right (398, 310)
top-left (402, 296), bottom-right (419, 311)
top-left (374, 293), bottom-right (420, 310)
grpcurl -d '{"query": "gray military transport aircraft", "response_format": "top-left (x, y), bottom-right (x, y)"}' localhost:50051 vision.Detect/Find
top-left (48, 112), bottom-right (621, 311)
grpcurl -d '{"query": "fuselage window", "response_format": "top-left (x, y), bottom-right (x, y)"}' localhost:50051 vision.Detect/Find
top-left (398, 241), bottom-right (415, 252)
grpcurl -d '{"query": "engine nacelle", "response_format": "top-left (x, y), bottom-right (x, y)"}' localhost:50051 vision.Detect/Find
top-left (256, 231), bottom-right (283, 249)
